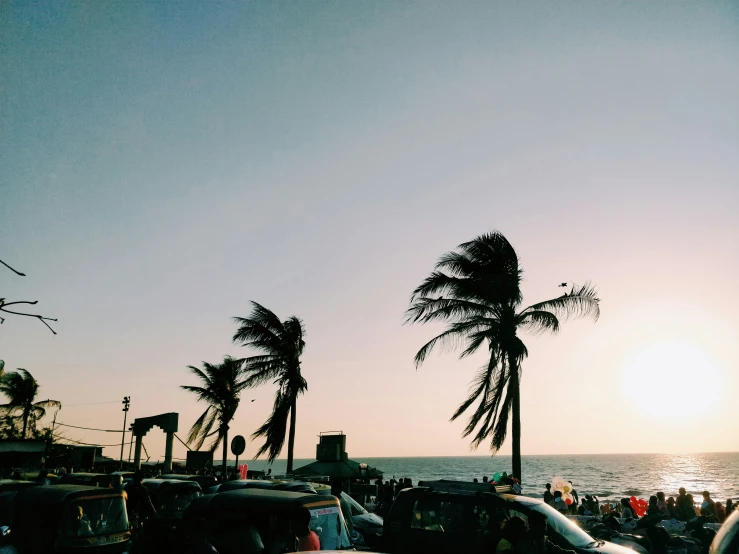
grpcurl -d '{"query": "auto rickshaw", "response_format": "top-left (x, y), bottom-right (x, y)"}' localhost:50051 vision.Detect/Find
top-left (185, 488), bottom-right (352, 553)
top-left (7, 485), bottom-right (130, 553)
top-left (128, 479), bottom-right (202, 553)
top-left (0, 482), bottom-right (36, 528)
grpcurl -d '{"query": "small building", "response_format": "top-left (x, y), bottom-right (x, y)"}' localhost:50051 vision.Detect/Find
top-left (67, 446), bottom-right (103, 470)
top-left (0, 440), bottom-right (47, 469)
top-left (293, 432), bottom-right (382, 483)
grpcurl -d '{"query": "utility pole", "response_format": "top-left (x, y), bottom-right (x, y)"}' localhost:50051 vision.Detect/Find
top-left (119, 396), bottom-right (130, 470)
top-left (127, 423), bottom-right (134, 463)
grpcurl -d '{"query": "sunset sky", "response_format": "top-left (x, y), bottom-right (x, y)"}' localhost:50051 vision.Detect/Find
top-left (2, 1), bottom-right (738, 465)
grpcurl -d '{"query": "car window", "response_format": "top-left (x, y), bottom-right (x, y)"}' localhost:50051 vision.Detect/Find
top-left (410, 498), bottom-right (503, 534)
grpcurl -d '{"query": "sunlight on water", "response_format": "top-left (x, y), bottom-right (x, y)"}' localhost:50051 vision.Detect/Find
top-left (245, 452), bottom-right (739, 502)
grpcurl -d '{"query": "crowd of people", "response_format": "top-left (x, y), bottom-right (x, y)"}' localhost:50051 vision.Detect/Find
top-left (542, 482), bottom-right (736, 524)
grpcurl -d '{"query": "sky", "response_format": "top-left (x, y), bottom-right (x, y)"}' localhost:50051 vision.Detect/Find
top-left (1, 1), bottom-right (738, 466)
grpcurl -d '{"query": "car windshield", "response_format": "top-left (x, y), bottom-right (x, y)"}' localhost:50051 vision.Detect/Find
top-left (517, 499), bottom-right (595, 548)
top-left (63, 497), bottom-right (129, 538)
top-left (309, 505), bottom-right (351, 550)
top-left (341, 491), bottom-right (368, 515)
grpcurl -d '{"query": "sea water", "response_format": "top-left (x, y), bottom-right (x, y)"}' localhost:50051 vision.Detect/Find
top-left (232, 452), bottom-right (739, 502)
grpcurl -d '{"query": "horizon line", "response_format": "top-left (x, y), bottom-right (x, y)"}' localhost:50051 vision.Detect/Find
top-left (206, 450), bottom-right (739, 462)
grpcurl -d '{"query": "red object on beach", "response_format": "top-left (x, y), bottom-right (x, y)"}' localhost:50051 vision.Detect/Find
top-left (239, 464), bottom-right (248, 479)
top-left (565, 498), bottom-right (572, 505)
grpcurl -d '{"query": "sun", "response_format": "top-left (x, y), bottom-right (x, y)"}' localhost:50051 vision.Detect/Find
top-left (621, 340), bottom-right (721, 423)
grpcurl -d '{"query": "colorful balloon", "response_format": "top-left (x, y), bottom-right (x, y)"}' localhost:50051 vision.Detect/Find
top-left (565, 498), bottom-right (572, 505)
top-left (493, 473), bottom-right (502, 482)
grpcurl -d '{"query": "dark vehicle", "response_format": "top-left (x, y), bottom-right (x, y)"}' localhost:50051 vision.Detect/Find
top-left (139, 479), bottom-right (202, 518)
top-left (0, 482), bottom-right (36, 528)
top-left (159, 474), bottom-right (218, 491)
top-left (58, 474), bottom-right (114, 488)
top-left (8, 485), bottom-right (129, 553)
top-left (382, 484), bottom-right (637, 554)
top-left (710, 509), bottom-right (739, 554)
top-left (339, 492), bottom-right (383, 548)
top-left (185, 488), bottom-right (352, 552)
top-left (130, 480), bottom-right (202, 554)
top-left (217, 479), bottom-right (317, 494)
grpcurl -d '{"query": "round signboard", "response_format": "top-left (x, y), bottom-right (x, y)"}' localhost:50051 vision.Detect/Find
top-left (231, 435), bottom-right (246, 456)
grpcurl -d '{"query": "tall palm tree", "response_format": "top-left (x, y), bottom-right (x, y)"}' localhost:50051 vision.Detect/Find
top-left (0, 368), bottom-right (61, 439)
top-left (181, 356), bottom-right (249, 477)
top-left (406, 231), bottom-right (600, 481)
top-left (232, 302), bottom-right (306, 474)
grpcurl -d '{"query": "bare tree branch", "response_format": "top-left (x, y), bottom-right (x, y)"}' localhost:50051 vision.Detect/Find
top-left (0, 259), bottom-right (26, 277)
top-left (1, 259), bottom-right (57, 334)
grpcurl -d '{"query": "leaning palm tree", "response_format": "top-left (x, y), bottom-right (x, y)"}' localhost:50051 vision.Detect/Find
top-left (232, 302), bottom-right (306, 473)
top-left (406, 231), bottom-right (600, 481)
top-left (181, 356), bottom-right (249, 477)
top-left (0, 368), bottom-right (61, 439)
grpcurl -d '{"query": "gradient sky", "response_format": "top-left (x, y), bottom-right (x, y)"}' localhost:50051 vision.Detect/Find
top-left (2, 1), bottom-right (738, 465)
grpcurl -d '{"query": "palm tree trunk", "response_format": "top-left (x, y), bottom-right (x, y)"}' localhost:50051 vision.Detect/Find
top-left (286, 397), bottom-right (297, 474)
top-left (221, 424), bottom-right (229, 479)
top-left (510, 356), bottom-right (522, 482)
top-left (22, 408), bottom-right (29, 439)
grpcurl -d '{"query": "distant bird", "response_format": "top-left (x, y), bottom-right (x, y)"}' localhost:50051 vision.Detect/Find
top-left (559, 283), bottom-right (568, 287)
top-left (251, 399), bottom-right (255, 402)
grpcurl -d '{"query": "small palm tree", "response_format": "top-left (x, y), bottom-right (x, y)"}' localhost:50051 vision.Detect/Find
top-left (181, 356), bottom-right (249, 477)
top-left (232, 302), bottom-right (306, 473)
top-left (0, 368), bottom-right (61, 439)
top-left (407, 231), bottom-right (600, 480)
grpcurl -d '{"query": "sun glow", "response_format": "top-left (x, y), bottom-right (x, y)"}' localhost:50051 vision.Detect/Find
top-left (621, 340), bottom-right (721, 423)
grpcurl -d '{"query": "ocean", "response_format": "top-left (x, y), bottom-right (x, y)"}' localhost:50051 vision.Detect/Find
top-left (231, 452), bottom-right (739, 502)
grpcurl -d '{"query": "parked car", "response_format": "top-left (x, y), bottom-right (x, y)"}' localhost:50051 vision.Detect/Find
top-left (382, 482), bottom-right (639, 554)
top-left (339, 491), bottom-right (383, 547)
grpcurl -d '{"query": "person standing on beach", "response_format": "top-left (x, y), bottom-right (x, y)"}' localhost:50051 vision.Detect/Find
top-left (676, 488), bottom-right (693, 521)
top-left (544, 484), bottom-right (553, 505)
top-left (701, 491), bottom-right (715, 517)
top-left (568, 482), bottom-right (579, 506)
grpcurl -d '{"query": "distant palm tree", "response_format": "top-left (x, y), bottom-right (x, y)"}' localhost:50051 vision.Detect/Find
top-left (0, 368), bottom-right (61, 439)
top-left (406, 231), bottom-right (600, 481)
top-left (232, 302), bottom-right (306, 474)
top-left (181, 356), bottom-right (249, 477)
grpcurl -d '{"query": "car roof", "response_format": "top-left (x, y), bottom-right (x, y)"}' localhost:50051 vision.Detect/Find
top-left (18, 484), bottom-right (122, 502)
top-left (187, 488), bottom-right (339, 517)
top-left (142, 478), bottom-right (202, 490)
top-left (421, 480), bottom-right (517, 495)
top-left (710, 508), bottom-right (739, 554)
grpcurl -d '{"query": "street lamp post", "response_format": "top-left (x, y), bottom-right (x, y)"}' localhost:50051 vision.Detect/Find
top-left (119, 396), bottom-right (130, 470)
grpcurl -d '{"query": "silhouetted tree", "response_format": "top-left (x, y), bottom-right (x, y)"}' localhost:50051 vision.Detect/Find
top-left (232, 302), bottom-right (306, 474)
top-left (0, 368), bottom-right (61, 438)
top-left (181, 356), bottom-right (249, 477)
top-left (407, 231), bottom-right (600, 480)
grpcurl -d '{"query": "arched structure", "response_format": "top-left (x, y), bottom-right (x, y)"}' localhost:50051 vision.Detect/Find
top-left (131, 412), bottom-right (178, 472)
